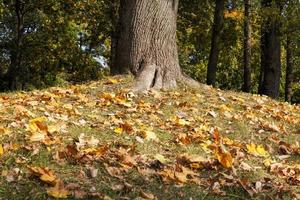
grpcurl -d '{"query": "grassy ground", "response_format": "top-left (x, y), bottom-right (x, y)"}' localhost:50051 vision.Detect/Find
top-left (0, 76), bottom-right (299, 200)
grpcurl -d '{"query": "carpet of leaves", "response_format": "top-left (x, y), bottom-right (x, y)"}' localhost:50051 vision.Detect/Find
top-left (0, 76), bottom-right (299, 200)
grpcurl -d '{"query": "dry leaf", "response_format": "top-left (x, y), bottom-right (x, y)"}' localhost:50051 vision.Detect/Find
top-left (0, 144), bottom-right (3, 156)
top-left (29, 166), bottom-right (58, 185)
top-left (47, 186), bottom-right (69, 199)
top-left (215, 147), bottom-right (233, 168)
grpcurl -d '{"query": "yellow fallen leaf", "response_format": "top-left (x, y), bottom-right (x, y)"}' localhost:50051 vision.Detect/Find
top-left (63, 104), bottom-right (73, 110)
top-left (47, 186), bottom-right (69, 199)
top-left (41, 173), bottom-right (57, 185)
top-left (177, 118), bottom-right (190, 126)
top-left (105, 78), bottom-right (119, 85)
top-left (246, 143), bottom-right (257, 155)
top-left (246, 143), bottom-right (269, 157)
top-left (114, 127), bottom-right (123, 134)
top-left (0, 127), bottom-right (11, 135)
top-left (263, 158), bottom-right (272, 167)
top-left (29, 117), bottom-right (48, 132)
top-left (0, 144), bottom-right (3, 156)
top-left (256, 145), bottom-right (269, 157)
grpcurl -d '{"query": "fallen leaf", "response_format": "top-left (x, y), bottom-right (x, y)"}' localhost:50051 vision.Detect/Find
top-left (154, 154), bottom-right (169, 164)
top-left (29, 132), bottom-right (46, 142)
top-left (47, 186), bottom-right (69, 199)
top-left (140, 191), bottom-right (156, 200)
top-left (0, 144), bottom-right (3, 156)
top-left (114, 127), bottom-right (123, 134)
top-left (215, 147), bottom-right (233, 168)
top-left (141, 130), bottom-right (158, 141)
top-left (29, 117), bottom-right (48, 132)
top-left (29, 166), bottom-right (58, 185)
top-left (246, 143), bottom-right (269, 157)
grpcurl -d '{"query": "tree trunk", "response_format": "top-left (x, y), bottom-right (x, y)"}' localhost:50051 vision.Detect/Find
top-left (258, 0), bottom-right (281, 99)
top-left (242, 0), bottom-right (251, 93)
top-left (7, 0), bottom-right (24, 90)
top-left (114, 0), bottom-right (191, 91)
top-left (206, 0), bottom-right (225, 86)
top-left (285, 35), bottom-right (293, 102)
top-left (109, 0), bottom-right (120, 74)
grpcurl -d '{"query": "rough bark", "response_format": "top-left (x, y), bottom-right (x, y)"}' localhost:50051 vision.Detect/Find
top-left (242, 0), bottom-right (251, 93)
top-left (113, 0), bottom-right (194, 91)
top-left (206, 0), bottom-right (225, 86)
top-left (285, 35), bottom-right (293, 102)
top-left (258, 0), bottom-right (281, 99)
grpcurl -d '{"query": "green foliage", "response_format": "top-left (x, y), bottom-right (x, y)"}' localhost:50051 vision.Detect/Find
top-left (0, 0), bottom-right (113, 91)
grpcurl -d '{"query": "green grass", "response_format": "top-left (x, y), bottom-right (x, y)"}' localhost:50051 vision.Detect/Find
top-left (0, 75), bottom-right (299, 199)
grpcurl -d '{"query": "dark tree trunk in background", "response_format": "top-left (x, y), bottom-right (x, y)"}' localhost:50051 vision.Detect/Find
top-left (242, 0), bottom-right (251, 93)
top-left (113, 0), bottom-right (194, 91)
top-left (206, 0), bottom-right (225, 86)
top-left (109, 0), bottom-right (120, 74)
top-left (7, 0), bottom-right (24, 90)
top-left (285, 35), bottom-right (293, 102)
top-left (258, 0), bottom-right (281, 99)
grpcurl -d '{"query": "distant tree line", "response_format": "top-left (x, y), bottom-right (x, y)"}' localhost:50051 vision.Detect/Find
top-left (0, 0), bottom-right (299, 102)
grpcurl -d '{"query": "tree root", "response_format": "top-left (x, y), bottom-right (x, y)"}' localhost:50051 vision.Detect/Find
top-left (132, 64), bottom-right (208, 92)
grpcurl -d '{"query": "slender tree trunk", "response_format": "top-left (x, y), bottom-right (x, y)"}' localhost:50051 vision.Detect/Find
top-left (206, 0), bottom-right (225, 86)
top-left (285, 35), bottom-right (293, 102)
top-left (7, 0), bottom-right (24, 90)
top-left (109, 0), bottom-right (120, 74)
top-left (114, 0), bottom-right (194, 91)
top-left (242, 0), bottom-right (251, 92)
top-left (258, 0), bottom-right (281, 99)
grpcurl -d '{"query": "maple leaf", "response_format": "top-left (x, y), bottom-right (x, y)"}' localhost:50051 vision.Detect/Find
top-left (214, 146), bottom-right (233, 168)
top-left (29, 166), bottom-right (58, 186)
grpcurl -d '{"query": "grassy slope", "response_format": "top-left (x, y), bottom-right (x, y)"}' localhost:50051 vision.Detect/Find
top-left (0, 76), bottom-right (299, 200)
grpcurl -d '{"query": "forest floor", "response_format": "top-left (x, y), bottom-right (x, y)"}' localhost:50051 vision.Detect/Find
top-left (0, 76), bottom-right (299, 200)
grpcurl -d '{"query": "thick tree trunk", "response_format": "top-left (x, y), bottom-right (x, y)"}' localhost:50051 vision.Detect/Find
top-left (206, 0), bottom-right (225, 86)
top-left (258, 0), bottom-right (281, 99)
top-left (285, 35), bottom-right (293, 102)
top-left (113, 0), bottom-right (192, 91)
top-left (242, 0), bottom-right (251, 93)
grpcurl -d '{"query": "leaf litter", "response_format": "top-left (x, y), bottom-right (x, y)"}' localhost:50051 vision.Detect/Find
top-left (0, 75), bottom-right (299, 199)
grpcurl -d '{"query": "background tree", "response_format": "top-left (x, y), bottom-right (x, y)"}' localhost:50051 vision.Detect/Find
top-left (243, 0), bottom-right (251, 92)
top-left (206, 0), bottom-right (225, 86)
top-left (258, 0), bottom-right (282, 99)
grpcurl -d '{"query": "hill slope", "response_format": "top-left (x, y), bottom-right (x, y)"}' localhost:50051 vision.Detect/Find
top-left (0, 76), bottom-right (299, 199)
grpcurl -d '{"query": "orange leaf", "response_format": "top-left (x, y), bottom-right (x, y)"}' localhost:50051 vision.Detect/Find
top-left (215, 148), bottom-right (233, 168)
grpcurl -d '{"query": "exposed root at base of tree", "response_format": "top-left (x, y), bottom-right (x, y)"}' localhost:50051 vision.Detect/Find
top-left (131, 64), bottom-right (207, 92)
